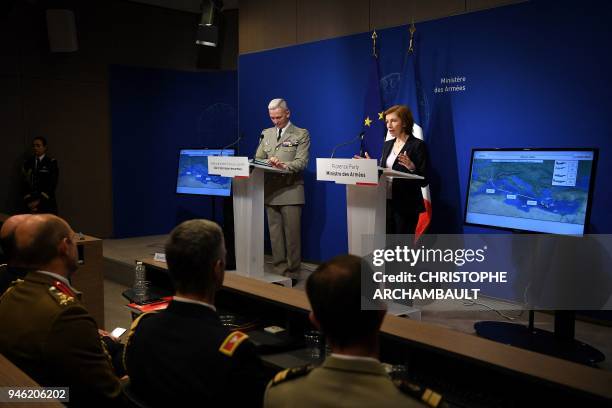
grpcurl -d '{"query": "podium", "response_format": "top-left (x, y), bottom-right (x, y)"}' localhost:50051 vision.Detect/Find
top-left (230, 161), bottom-right (293, 287)
top-left (316, 159), bottom-right (424, 318)
top-left (347, 167), bottom-right (424, 256)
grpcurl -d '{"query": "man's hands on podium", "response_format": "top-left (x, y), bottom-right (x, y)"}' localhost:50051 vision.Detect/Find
top-left (268, 156), bottom-right (288, 169)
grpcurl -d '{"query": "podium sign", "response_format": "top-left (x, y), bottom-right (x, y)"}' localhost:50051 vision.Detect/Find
top-left (208, 156), bottom-right (250, 178)
top-left (316, 158), bottom-right (378, 185)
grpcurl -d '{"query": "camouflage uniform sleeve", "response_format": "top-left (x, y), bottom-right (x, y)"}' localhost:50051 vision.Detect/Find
top-left (43, 305), bottom-right (121, 400)
top-left (285, 129), bottom-right (310, 173)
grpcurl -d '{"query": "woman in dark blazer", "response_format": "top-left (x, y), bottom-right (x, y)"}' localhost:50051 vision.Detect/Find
top-left (379, 105), bottom-right (428, 235)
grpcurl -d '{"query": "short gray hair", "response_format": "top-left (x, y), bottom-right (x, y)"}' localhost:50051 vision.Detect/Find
top-left (268, 98), bottom-right (288, 111)
top-left (165, 219), bottom-right (225, 295)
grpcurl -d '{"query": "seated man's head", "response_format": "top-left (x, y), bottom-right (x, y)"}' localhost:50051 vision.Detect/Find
top-left (14, 214), bottom-right (79, 277)
top-left (165, 219), bottom-right (226, 301)
top-left (306, 254), bottom-right (385, 351)
top-left (0, 214), bottom-right (30, 266)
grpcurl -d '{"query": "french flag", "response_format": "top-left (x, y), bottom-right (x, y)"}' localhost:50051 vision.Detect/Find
top-left (392, 27), bottom-right (432, 241)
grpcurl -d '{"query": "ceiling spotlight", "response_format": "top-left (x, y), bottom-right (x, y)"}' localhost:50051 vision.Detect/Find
top-left (196, 0), bottom-right (223, 47)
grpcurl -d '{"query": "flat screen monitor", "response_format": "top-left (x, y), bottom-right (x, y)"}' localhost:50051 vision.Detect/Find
top-left (176, 149), bottom-right (234, 197)
top-left (464, 148), bottom-right (598, 235)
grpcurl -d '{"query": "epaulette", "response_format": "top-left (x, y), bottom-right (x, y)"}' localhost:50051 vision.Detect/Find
top-left (269, 364), bottom-right (314, 387)
top-left (219, 331), bottom-right (249, 357)
top-left (393, 379), bottom-right (447, 408)
top-left (0, 278), bottom-right (24, 299)
top-left (48, 281), bottom-right (76, 307)
top-left (122, 311), bottom-right (158, 370)
top-left (125, 311), bottom-right (157, 343)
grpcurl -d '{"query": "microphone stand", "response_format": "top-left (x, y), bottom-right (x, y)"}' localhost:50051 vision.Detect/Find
top-left (222, 132), bottom-right (243, 154)
top-left (331, 131), bottom-right (365, 158)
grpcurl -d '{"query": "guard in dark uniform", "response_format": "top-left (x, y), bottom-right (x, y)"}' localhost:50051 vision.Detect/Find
top-left (123, 219), bottom-right (268, 406)
top-left (22, 136), bottom-right (59, 214)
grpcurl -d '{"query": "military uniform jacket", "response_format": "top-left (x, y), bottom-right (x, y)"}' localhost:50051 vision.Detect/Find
top-left (22, 155), bottom-right (59, 213)
top-left (0, 271), bottom-right (122, 406)
top-left (381, 136), bottom-right (429, 215)
top-left (0, 264), bottom-right (30, 297)
top-left (265, 356), bottom-right (427, 408)
top-left (255, 124), bottom-right (311, 205)
top-left (124, 300), bottom-right (268, 407)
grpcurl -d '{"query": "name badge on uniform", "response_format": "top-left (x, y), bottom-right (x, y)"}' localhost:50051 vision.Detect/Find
top-left (282, 141), bottom-right (298, 147)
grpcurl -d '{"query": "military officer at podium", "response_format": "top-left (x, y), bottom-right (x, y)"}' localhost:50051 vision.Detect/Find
top-left (255, 98), bottom-right (310, 279)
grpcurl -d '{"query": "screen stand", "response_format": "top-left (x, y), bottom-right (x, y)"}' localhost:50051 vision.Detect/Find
top-left (474, 311), bottom-right (604, 366)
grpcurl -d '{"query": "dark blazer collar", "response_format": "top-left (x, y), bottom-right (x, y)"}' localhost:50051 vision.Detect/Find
top-left (166, 299), bottom-right (221, 322)
top-left (381, 135), bottom-right (416, 166)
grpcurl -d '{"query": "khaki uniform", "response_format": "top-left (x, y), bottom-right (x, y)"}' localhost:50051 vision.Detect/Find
top-left (264, 356), bottom-right (428, 408)
top-left (255, 123), bottom-right (310, 273)
top-left (0, 271), bottom-right (121, 405)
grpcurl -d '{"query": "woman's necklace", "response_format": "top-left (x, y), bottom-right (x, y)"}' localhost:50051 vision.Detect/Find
top-left (393, 138), bottom-right (405, 155)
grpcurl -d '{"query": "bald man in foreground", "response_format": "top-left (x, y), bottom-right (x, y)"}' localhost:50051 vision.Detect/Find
top-left (0, 214), bottom-right (31, 295)
top-left (0, 214), bottom-right (123, 406)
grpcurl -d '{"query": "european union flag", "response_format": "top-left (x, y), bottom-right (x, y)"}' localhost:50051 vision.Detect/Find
top-left (359, 55), bottom-right (385, 160)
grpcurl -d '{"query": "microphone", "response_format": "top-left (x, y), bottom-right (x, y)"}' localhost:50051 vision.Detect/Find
top-left (331, 131), bottom-right (365, 158)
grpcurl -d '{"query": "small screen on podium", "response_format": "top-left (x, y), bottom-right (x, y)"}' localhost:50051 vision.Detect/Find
top-left (176, 149), bottom-right (234, 197)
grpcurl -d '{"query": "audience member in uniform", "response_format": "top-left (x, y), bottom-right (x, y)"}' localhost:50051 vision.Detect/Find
top-left (0, 214), bottom-right (31, 295)
top-left (0, 214), bottom-right (123, 406)
top-left (22, 136), bottom-right (59, 214)
top-left (264, 254), bottom-right (428, 408)
top-left (123, 219), bottom-right (267, 407)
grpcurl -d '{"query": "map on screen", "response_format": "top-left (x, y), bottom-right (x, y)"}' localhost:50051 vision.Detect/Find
top-left (464, 149), bottom-right (597, 235)
top-left (176, 149), bottom-right (234, 197)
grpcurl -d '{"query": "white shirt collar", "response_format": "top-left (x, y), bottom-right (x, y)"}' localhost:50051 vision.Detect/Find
top-left (36, 270), bottom-right (80, 294)
top-left (172, 295), bottom-right (217, 312)
top-left (36, 154), bottom-right (46, 161)
top-left (330, 353), bottom-right (380, 363)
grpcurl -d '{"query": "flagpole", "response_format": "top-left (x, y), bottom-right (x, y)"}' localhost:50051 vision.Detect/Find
top-left (408, 21), bottom-right (416, 53)
top-left (371, 30), bottom-right (378, 58)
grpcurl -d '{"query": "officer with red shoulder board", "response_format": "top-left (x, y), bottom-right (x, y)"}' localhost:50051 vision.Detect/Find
top-left (123, 219), bottom-right (267, 406)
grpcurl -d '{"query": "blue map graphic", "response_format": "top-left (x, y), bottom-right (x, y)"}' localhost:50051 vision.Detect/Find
top-left (177, 155), bottom-right (230, 191)
top-left (467, 159), bottom-right (592, 224)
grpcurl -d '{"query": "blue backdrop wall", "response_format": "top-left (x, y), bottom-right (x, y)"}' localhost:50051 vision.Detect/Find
top-left (110, 66), bottom-right (237, 237)
top-left (239, 0), bottom-right (612, 262)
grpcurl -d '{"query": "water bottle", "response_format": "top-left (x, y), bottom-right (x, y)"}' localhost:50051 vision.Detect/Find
top-left (133, 261), bottom-right (148, 303)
